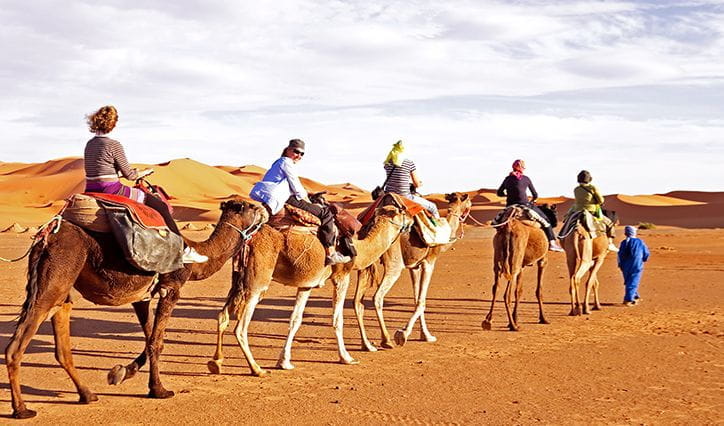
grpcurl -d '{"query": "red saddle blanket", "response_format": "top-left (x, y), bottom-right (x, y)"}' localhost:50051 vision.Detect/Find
top-left (358, 193), bottom-right (425, 226)
top-left (83, 192), bottom-right (167, 229)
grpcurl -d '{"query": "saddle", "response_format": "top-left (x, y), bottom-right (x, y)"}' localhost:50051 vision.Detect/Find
top-left (62, 193), bottom-right (183, 273)
top-left (558, 210), bottom-right (607, 239)
top-left (267, 202), bottom-right (361, 257)
top-left (267, 204), bottom-right (321, 234)
top-left (492, 204), bottom-right (549, 228)
top-left (359, 193), bottom-right (448, 247)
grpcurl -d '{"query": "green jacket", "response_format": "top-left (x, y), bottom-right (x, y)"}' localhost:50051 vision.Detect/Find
top-left (572, 183), bottom-right (604, 214)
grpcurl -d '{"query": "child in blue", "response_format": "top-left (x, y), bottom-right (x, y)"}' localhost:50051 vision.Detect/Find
top-left (618, 225), bottom-right (651, 306)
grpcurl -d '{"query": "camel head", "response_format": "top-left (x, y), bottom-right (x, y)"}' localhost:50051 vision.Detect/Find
top-left (445, 192), bottom-right (472, 219)
top-left (219, 198), bottom-right (268, 232)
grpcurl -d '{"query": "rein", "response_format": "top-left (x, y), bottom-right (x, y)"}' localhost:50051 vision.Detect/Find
top-left (225, 210), bottom-right (265, 269)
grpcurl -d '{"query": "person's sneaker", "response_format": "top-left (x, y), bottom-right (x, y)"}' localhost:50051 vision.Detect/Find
top-left (182, 246), bottom-right (208, 264)
top-left (548, 241), bottom-right (565, 252)
top-left (325, 251), bottom-right (351, 265)
top-left (622, 301), bottom-right (636, 307)
top-left (607, 242), bottom-right (619, 252)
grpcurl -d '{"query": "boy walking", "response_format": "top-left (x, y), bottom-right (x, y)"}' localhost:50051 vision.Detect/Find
top-left (618, 225), bottom-right (651, 306)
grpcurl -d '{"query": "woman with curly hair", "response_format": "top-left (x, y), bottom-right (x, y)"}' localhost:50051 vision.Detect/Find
top-left (83, 105), bottom-right (207, 263)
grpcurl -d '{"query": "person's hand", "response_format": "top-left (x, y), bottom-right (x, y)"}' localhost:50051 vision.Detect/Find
top-left (137, 168), bottom-right (154, 178)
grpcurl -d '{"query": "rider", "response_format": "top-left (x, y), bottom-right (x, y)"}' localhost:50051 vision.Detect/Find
top-left (250, 139), bottom-right (351, 266)
top-left (83, 105), bottom-right (207, 264)
top-left (496, 159), bottom-right (564, 252)
top-left (382, 140), bottom-right (439, 218)
top-left (569, 170), bottom-right (618, 252)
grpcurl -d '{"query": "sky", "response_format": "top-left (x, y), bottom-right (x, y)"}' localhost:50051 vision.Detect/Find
top-left (1, 0), bottom-right (723, 197)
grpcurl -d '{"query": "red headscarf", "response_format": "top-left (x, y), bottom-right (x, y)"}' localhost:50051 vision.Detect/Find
top-left (511, 159), bottom-right (525, 180)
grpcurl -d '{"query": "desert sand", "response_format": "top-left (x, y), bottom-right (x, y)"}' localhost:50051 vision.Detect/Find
top-left (0, 158), bottom-right (722, 423)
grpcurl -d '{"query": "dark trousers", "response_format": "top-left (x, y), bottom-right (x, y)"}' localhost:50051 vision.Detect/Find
top-left (144, 194), bottom-right (181, 235)
top-left (527, 205), bottom-right (556, 241)
top-left (286, 196), bottom-right (336, 248)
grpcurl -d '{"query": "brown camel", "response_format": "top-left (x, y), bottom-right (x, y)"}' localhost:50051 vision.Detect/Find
top-left (206, 202), bottom-right (410, 377)
top-left (560, 221), bottom-right (611, 316)
top-left (4, 199), bottom-right (265, 419)
top-left (480, 205), bottom-right (550, 332)
top-left (353, 192), bottom-right (471, 351)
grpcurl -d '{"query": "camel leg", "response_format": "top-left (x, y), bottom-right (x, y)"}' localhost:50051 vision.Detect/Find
top-left (354, 267), bottom-right (377, 352)
top-left (502, 277), bottom-right (519, 331)
top-left (277, 288), bottom-right (312, 370)
top-left (332, 275), bottom-right (358, 365)
top-left (6, 247), bottom-right (82, 419)
top-left (536, 258), bottom-right (550, 324)
top-left (374, 259), bottom-right (404, 349)
top-left (512, 270), bottom-right (524, 326)
top-left (583, 257), bottom-right (606, 314)
top-left (233, 289), bottom-right (268, 377)
top-left (51, 302), bottom-right (98, 404)
top-left (109, 300), bottom-right (152, 384)
top-left (395, 261), bottom-right (436, 346)
top-left (146, 285), bottom-right (182, 399)
top-left (481, 268), bottom-right (502, 331)
top-left (207, 304), bottom-right (231, 374)
top-left (592, 276), bottom-right (602, 310)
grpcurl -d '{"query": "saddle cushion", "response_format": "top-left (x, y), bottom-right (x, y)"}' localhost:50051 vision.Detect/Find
top-left (358, 193), bottom-right (424, 226)
top-left (85, 192), bottom-right (167, 229)
top-left (413, 211), bottom-right (452, 247)
top-left (267, 204), bottom-right (321, 232)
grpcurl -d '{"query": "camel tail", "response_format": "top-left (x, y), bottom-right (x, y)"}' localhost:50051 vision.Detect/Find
top-left (15, 244), bottom-right (44, 327)
top-left (227, 254), bottom-right (248, 318)
top-left (501, 226), bottom-right (515, 281)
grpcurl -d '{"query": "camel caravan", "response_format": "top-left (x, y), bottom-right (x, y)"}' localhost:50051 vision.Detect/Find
top-left (4, 106), bottom-right (626, 419)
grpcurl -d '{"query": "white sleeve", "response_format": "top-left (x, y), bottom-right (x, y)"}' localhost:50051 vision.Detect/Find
top-left (280, 159), bottom-right (308, 199)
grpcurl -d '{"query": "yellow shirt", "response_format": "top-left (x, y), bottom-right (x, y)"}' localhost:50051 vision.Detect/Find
top-left (572, 183), bottom-right (604, 214)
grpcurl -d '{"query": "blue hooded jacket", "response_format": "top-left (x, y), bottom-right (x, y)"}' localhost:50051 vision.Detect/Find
top-left (618, 237), bottom-right (650, 274)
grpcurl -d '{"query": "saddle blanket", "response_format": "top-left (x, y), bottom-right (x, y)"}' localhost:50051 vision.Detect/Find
top-left (558, 210), bottom-right (607, 239)
top-left (492, 204), bottom-right (550, 228)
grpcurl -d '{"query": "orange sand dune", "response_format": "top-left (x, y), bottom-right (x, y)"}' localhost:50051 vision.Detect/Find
top-left (0, 157), bottom-right (721, 229)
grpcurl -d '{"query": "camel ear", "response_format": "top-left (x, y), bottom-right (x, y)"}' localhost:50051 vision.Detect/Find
top-left (445, 193), bottom-right (454, 202)
top-left (461, 193), bottom-right (469, 201)
top-left (220, 201), bottom-right (228, 211)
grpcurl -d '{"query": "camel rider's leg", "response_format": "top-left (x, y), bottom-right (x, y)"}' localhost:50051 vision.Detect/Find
top-left (286, 196), bottom-right (351, 265)
top-left (529, 205), bottom-right (563, 252)
top-left (144, 194), bottom-right (208, 263)
top-left (406, 194), bottom-right (440, 218)
top-left (600, 215), bottom-right (619, 253)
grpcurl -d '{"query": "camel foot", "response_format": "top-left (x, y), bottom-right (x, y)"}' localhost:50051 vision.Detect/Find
top-left (593, 305), bottom-right (602, 311)
top-left (481, 320), bottom-right (492, 331)
top-left (421, 334), bottom-right (437, 343)
top-left (539, 318), bottom-right (551, 325)
top-left (107, 365), bottom-right (127, 385)
top-left (13, 408), bottom-right (37, 419)
top-left (508, 323), bottom-right (520, 332)
top-left (253, 368), bottom-right (271, 377)
top-left (277, 359), bottom-right (295, 370)
top-left (380, 339), bottom-right (395, 349)
top-left (148, 388), bottom-right (175, 399)
top-left (569, 307), bottom-right (581, 316)
top-left (207, 359), bottom-right (223, 375)
top-left (340, 357), bottom-right (360, 365)
top-left (361, 342), bottom-right (378, 352)
top-left (79, 390), bottom-right (99, 404)
top-left (394, 330), bottom-right (407, 347)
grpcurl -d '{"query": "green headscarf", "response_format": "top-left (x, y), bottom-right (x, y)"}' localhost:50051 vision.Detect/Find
top-left (384, 140), bottom-right (405, 166)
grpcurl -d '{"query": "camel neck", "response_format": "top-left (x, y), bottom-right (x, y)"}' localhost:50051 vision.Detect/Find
top-left (187, 218), bottom-right (245, 280)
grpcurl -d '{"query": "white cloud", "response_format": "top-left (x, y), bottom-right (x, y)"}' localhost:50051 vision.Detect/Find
top-left (1, 0), bottom-right (723, 196)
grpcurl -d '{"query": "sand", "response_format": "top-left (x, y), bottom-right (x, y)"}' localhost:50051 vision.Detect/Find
top-left (0, 157), bottom-right (722, 423)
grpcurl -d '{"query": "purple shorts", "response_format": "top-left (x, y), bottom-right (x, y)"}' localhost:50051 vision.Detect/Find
top-left (85, 180), bottom-right (145, 203)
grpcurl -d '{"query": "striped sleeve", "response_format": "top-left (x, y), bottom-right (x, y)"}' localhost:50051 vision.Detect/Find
top-left (109, 139), bottom-right (138, 180)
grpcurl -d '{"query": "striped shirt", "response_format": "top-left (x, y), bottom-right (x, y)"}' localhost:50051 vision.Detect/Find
top-left (84, 136), bottom-right (138, 181)
top-left (383, 159), bottom-right (416, 196)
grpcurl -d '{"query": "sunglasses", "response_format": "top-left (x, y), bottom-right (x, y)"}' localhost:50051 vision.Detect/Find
top-left (293, 149), bottom-right (305, 157)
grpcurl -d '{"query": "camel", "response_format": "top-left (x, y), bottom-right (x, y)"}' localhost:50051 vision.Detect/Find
top-left (353, 192), bottom-right (472, 351)
top-left (206, 201), bottom-right (410, 377)
top-left (480, 205), bottom-right (553, 332)
top-left (4, 198), bottom-right (266, 419)
top-left (559, 212), bottom-right (614, 316)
